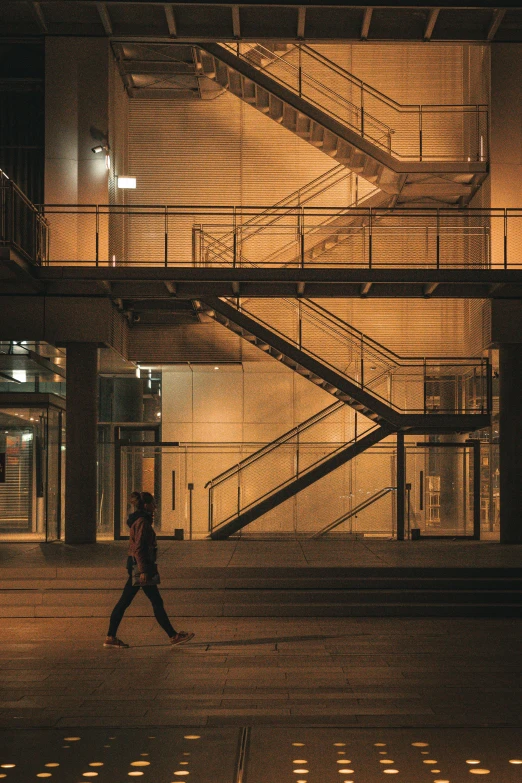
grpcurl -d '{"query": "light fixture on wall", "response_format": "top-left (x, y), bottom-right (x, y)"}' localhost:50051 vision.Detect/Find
top-left (117, 176), bottom-right (137, 189)
top-left (91, 144), bottom-right (111, 170)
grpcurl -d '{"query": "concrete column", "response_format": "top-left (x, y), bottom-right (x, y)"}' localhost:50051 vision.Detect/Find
top-left (498, 344), bottom-right (522, 544)
top-left (488, 45), bottom-right (522, 267)
top-left (45, 37), bottom-right (110, 261)
top-left (65, 343), bottom-right (98, 544)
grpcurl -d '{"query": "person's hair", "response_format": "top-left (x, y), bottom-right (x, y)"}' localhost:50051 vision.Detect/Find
top-left (130, 491), bottom-right (140, 500)
top-left (140, 491), bottom-right (155, 507)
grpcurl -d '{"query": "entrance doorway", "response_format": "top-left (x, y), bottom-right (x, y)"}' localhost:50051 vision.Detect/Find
top-left (404, 441), bottom-right (480, 538)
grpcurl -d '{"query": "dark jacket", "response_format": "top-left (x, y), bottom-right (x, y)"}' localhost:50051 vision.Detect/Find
top-left (126, 509), bottom-right (142, 528)
top-left (128, 513), bottom-right (157, 575)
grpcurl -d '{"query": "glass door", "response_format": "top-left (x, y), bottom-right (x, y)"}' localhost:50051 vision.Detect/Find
top-left (114, 426), bottom-right (160, 539)
top-left (405, 441), bottom-right (480, 538)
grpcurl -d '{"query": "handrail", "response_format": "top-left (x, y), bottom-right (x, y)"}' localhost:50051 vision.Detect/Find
top-left (205, 400), bottom-right (344, 489)
top-left (202, 165), bottom-right (354, 259)
top-left (223, 298), bottom-right (489, 413)
top-left (301, 45), bottom-right (485, 115)
top-left (221, 42), bottom-right (394, 145)
top-left (209, 423), bottom-right (381, 532)
top-left (209, 42), bottom-right (488, 162)
top-left (312, 486), bottom-right (396, 538)
top-left (0, 170), bottom-right (47, 218)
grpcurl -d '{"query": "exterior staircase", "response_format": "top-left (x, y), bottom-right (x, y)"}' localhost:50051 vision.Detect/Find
top-left (197, 296), bottom-right (490, 539)
top-left (195, 42), bottom-right (488, 205)
top-left (196, 296), bottom-right (490, 433)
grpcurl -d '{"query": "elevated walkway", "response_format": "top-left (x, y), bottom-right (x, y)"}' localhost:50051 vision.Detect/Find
top-left (0, 541), bottom-right (520, 619)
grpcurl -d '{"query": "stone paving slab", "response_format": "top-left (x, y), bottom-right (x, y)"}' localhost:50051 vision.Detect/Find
top-left (0, 616), bottom-right (520, 729)
top-left (1, 539), bottom-right (521, 571)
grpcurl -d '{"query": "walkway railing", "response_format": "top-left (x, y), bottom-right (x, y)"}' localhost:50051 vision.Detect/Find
top-left (214, 42), bottom-right (488, 163)
top-left (0, 171), bottom-right (48, 264)
top-left (37, 204), bottom-right (522, 269)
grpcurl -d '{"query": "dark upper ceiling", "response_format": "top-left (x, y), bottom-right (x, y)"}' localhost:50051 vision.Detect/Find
top-left (1, 2), bottom-right (521, 42)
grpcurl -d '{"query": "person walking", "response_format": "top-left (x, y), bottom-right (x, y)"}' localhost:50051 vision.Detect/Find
top-left (104, 492), bottom-right (194, 649)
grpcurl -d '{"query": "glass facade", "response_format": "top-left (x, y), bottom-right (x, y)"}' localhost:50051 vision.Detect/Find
top-left (0, 403), bottom-right (64, 540)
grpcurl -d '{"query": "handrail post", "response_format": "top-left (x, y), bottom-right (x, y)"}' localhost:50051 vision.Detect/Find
top-left (237, 481), bottom-right (241, 517)
top-left (419, 105), bottom-right (423, 161)
top-left (360, 333), bottom-right (364, 388)
top-left (299, 206), bottom-right (305, 268)
top-left (164, 205), bottom-right (168, 267)
top-left (360, 81), bottom-right (365, 137)
top-left (423, 358), bottom-right (427, 414)
top-left (504, 208), bottom-right (508, 269)
top-left (437, 207), bottom-right (440, 269)
top-left (208, 486), bottom-right (213, 532)
top-left (233, 207), bottom-right (237, 267)
top-left (368, 208), bottom-right (372, 268)
top-left (298, 44), bottom-right (302, 97)
top-left (476, 104), bottom-right (480, 162)
top-left (95, 205), bottom-right (99, 267)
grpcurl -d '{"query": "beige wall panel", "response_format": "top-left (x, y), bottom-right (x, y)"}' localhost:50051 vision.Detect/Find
top-left (161, 369), bottom-right (193, 424)
top-left (294, 372), bottom-right (337, 422)
top-left (192, 422), bottom-right (244, 443)
top-left (192, 367), bottom-right (243, 424)
top-left (242, 423), bottom-right (297, 443)
top-left (243, 371), bottom-right (294, 424)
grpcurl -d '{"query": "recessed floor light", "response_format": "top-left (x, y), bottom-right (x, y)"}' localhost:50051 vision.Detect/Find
top-left (469, 771), bottom-right (490, 775)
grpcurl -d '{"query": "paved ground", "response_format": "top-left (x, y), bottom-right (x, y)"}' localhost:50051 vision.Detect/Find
top-left (1, 614), bottom-right (521, 729)
top-left (1, 726), bottom-right (522, 783)
top-left (1, 539), bottom-right (521, 570)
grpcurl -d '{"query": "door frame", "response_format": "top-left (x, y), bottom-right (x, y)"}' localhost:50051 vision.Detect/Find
top-left (398, 438), bottom-right (480, 540)
top-left (114, 425), bottom-right (161, 539)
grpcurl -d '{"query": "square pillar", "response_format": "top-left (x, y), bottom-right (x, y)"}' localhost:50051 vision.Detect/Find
top-left (65, 343), bottom-right (98, 543)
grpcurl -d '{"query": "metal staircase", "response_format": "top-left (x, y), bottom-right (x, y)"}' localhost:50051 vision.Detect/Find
top-left (209, 422), bottom-right (392, 539)
top-left (195, 42), bottom-right (488, 205)
top-left (198, 296), bottom-right (490, 538)
top-left (195, 296), bottom-right (491, 432)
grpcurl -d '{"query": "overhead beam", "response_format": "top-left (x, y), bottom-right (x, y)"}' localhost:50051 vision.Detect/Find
top-left (361, 8), bottom-right (373, 40)
top-left (31, 2), bottom-right (48, 33)
top-left (297, 6), bottom-right (307, 39)
top-left (96, 2), bottom-right (113, 36)
top-left (232, 5), bottom-right (241, 38)
top-left (164, 4), bottom-right (177, 37)
top-left (487, 8), bottom-right (506, 41)
top-left (423, 282), bottom-right (439, 298)
top-left (424, 8), bottom-right (440, 40)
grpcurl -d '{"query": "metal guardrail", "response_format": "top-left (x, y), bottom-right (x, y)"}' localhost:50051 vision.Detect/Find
top-left (222, 296), bottom-right (491, 416)
top-left (0, 171), bottom-right (48, 264)
top-left (36, 204), bottom-right (522, 269)
top-left (218, 42), bottom-right (488, 163)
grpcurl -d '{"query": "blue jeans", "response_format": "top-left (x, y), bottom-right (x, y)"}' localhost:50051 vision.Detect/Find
top-left (108, 574), bottom-right (176, 638)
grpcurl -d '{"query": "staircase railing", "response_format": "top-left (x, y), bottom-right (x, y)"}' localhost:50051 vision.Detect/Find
top-left (206, 401), bottom-right (372, 533)
top-left (198, 164), bottom-right (358, 266)
top-left (216, 42), bottom-right (488, 163)
top-left (225, 297), bottom-right (490, 415)
top-left (0, 170), bottom-right (48, 264)
top-left (312, 486), bottom-right (396, 538)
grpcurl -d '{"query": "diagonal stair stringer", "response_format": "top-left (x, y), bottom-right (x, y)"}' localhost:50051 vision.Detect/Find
top-left (210, 423), bottom-right (394, 539)
top-left (199, 295), bottom-right (404, 429)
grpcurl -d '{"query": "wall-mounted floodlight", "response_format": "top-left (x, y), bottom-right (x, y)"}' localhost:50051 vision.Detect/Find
top-left (92, 144), bottom-right (111, 170)
top-left (117, 176), bottom-right (136, 189)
